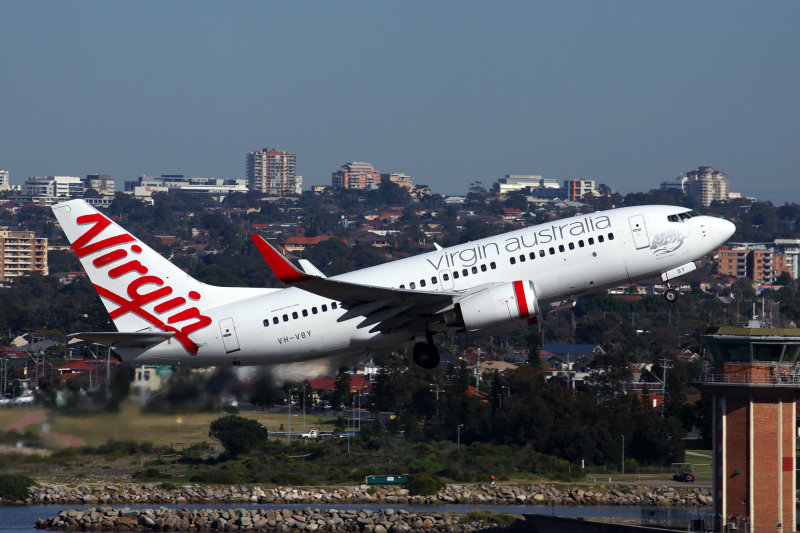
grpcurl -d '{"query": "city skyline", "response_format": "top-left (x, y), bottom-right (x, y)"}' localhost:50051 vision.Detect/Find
top-left (1, 1), bottom-right (799, 203)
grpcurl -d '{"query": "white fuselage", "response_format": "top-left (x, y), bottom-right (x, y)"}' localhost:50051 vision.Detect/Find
top-left (122, 205), bottom-right (734, 367)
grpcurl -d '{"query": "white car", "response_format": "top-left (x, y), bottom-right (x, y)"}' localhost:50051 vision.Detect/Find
top-left (12, 395), bottom-right (35, 405)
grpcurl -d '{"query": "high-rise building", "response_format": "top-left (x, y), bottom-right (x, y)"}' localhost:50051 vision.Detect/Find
top-left (246, 147), bottom-right (299, 196)
top-left (0, 230), bottom-right (48, 282)
top-left (684, 166), bottom-right (728, 206)
top-left (563, 179), bottom-right (597, 201)
top-left (332, 162), bottom-right (381, 189)
top-left (0, 170), bottom-right (9, 190)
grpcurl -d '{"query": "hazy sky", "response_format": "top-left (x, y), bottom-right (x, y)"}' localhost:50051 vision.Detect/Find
top-left (2, 1), bottom-right (799, 203)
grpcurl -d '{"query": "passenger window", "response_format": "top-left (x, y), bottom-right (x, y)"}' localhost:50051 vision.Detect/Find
top-left (558, 244), bottom-right (565, 252)
top-left (578, 240), bottom-right (584, 248)
top-left (431, 276), bottom-right (438, 284)
top-left (490, 262), bottom-right (496, 269)
top-left (519, 255), bottom-right (526, 262)
top-left (322, 304), bottom-right (328, 312)
top-left (480, 264), bottom-right (487, 272)
top-left (462, 269), bottom-right (468, 276)
top-left (453, 271), bottom-right (460, 279)
top-left (399, 284), bottom-right (405, 289)
top-left (443, 273), bottom-right (450, 280)
top-left (608, 232), bottom-right (614, 240)
top-left (283, 314), bottom-right (289, 322)
top-left (332, 302), bottom-right (338, 309)
top-left (292, 311), bottom-right (298, 319)
top-left (529, 252), bottom-right (536, 259)
top-left (510, 257), bottom-right (516, 265)
top-left (420, 279), bottom-right (426, 287)
top-left (410, 282), bottom-right (416, 289)
top-left (263, 319), bottom-right (269, 327)
top-left (588, 237), bottom-right (594, 245)
top-left (302, 309), bottom-right (308, 317)
top-left (568, 242), bottom-right (575, 250)
top-left (312, 307), bottom-right (318, 314)
top-left (273, 317), bottom-right (279, 324)
top-left (598, 235), bottom-right (604, 243)
top-left (471, 266), bottom-right (478, 274)
top-left (549, 247), bottom-right (555, 255)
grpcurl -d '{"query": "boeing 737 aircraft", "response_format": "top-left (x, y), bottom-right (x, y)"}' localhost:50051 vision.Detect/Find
top-left (51, 200), bottom-right (735, 369)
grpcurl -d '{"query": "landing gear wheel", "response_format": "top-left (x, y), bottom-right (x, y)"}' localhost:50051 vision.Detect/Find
top-left (664, 288), bottom-right (678, 303)
top-left (413, 342), bottom-right (440, 369)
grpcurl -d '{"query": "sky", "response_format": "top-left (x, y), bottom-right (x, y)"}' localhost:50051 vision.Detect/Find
top-left (1, 1), bottom-right (799, 203)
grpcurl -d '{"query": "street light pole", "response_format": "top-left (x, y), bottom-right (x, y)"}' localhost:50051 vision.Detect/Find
top-left (457, 424), bottom-right (464, 449)
top-left (620, 434), bottom-right (625, 477)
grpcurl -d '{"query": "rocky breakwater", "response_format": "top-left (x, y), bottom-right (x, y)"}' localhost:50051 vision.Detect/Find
top-left (36, 507), bottom-right (488, 532)
top-left (20, 482), bottom-right (711, 507)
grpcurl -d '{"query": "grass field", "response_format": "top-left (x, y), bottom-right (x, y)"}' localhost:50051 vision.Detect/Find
top-left (1, 404), bottom-right (337, 448)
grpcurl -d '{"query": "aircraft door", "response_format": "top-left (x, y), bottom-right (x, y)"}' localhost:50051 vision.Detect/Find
top-left (439, 270), bottom-right (454, 290)
top-left (219, 317), bottom-right (240, 353)
top-left (628, 215), bottom-right (650, 249)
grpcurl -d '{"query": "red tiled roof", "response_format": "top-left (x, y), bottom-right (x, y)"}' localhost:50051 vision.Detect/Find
top-left (306, 375), bottom-right (371, 392)
top-left (283, 236), bottom-right (334, 246)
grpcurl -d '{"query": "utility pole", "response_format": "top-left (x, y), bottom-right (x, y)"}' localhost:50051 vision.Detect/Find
top-left (429, 383), bottom-right (444, 422)
top-left (475, 348), bottom-right (481, 393)
top-left (658, 358), bottom-right (673, 417)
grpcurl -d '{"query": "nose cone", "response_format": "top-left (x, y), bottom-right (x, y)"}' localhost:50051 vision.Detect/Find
top-left (711, 217), bottom-right (736, 247)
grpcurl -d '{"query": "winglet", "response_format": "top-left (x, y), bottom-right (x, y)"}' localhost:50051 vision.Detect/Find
top-left (250, 235), bottom-right (315, 284)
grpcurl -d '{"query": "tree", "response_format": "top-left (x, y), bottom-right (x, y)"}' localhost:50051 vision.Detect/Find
top-left (329, 367), bottom-right (352, 408)
top-left (209, 415), bottom-right (269, 457)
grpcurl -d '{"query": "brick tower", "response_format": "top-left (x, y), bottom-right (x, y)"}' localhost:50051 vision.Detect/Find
top-left (699, 327), bottom-right (800, 533)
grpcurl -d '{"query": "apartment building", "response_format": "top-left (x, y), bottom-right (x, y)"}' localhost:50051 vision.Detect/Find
top-left (0, 230), bottom-right (48, 282)
top-left (246, 147), bottom-right (300, 196)
top-left (563, 179), bottom-right (597, 201)
top-left (332, 162), bottom-right (382, 189)
top-left (381, 173), bottom-right (413, 189)
top-left (716, 245), bottom-right (774, 284)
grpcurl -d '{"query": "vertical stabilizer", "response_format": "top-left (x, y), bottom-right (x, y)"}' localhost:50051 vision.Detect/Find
top-left (51, 200), bottom-right (212, 354)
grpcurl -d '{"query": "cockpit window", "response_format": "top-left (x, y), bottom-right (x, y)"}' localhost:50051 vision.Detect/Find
top-left (669, 210), bottom-right (703, 223)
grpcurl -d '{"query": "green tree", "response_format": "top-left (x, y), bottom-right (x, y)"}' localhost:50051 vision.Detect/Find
top-left (209, 415), bottom-right (270, 457)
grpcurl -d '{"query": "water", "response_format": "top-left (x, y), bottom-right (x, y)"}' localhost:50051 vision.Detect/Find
top-left (0, 503), bottom-right (712, 533)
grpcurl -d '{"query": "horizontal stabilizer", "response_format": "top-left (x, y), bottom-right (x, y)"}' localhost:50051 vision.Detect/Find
top-left (68, 331), bottom-right (175, 348)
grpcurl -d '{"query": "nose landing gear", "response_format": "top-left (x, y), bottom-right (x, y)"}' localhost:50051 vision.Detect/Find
top-left (663, 285), bottom-right (678, 303)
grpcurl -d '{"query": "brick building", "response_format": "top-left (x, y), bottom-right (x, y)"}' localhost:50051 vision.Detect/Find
top-left (331, 162), bottom-right (381, 189)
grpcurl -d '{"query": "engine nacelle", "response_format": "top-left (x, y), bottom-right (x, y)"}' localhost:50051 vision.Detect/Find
top-left (444, 280), bottom-right (542, 332)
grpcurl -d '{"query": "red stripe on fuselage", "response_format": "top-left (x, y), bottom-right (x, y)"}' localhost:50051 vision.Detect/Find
top-left (513, 280), bottom-right (529, 318)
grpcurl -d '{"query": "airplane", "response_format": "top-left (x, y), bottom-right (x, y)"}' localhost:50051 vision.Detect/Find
top-left (51, 200), bottom-right (735, 369)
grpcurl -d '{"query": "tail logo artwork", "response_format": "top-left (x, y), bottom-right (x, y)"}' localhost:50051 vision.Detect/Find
top-left (72, 213), bottom-right (212, 354)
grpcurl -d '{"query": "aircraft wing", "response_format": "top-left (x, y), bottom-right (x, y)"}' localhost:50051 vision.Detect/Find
top-left (250, 235), bottom-right (458, 331)
top-left (67, 331), bottom-right (175, 348)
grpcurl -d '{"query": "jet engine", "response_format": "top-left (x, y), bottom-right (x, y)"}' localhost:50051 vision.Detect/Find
top-left (444, 280), bottom-right (542, 332)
